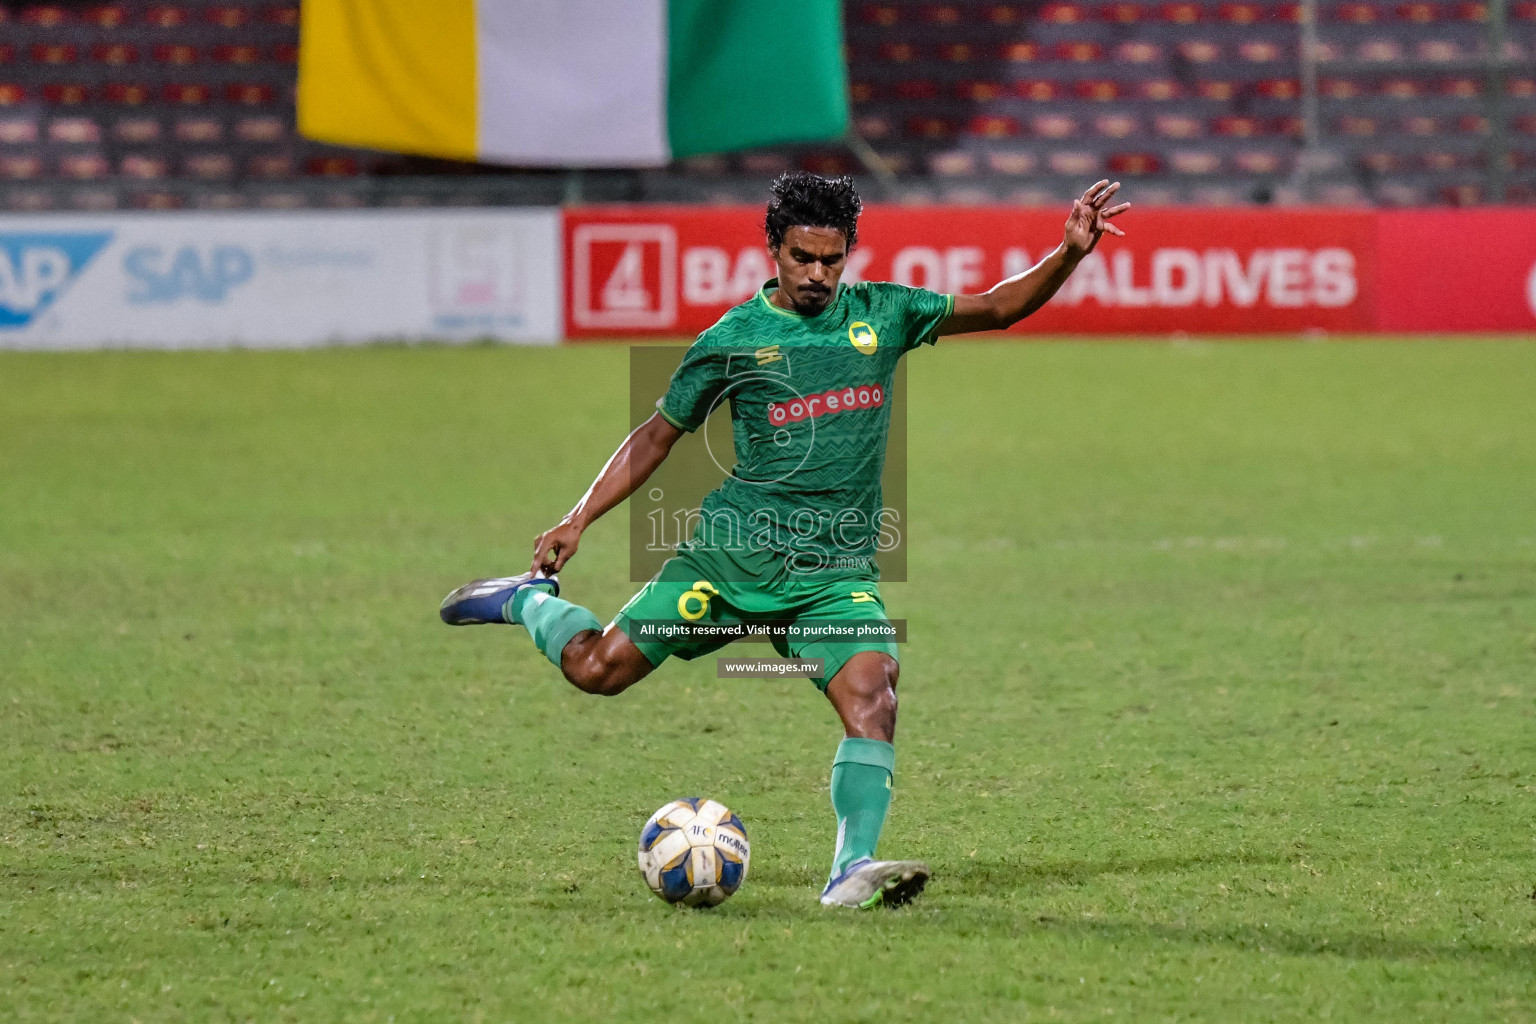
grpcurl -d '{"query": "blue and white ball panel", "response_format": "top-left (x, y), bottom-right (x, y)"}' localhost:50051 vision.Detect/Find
top-left (637, 797), bottom-right (751, 906)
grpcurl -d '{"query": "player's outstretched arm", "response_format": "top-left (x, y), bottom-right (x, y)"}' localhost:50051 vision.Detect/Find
top-left (937, 180), bottom-right (1130, 336)
top-left (529, 412), bottom-right (685, 574)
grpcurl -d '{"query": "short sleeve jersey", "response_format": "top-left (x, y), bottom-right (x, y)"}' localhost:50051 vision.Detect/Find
top-left (656, 278), bottom-right (953, 577)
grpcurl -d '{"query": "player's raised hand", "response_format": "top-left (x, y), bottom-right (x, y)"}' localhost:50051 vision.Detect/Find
top-left (1063, 179), bottom-right (1130, 257)
top-left (530, 519), bottom-right (582, 574)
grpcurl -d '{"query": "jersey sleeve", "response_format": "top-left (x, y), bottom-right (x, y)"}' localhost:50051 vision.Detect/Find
top-left (655, 337), bottom-right (727, 432)
top-left (889, 284), bottom-right (955, 351)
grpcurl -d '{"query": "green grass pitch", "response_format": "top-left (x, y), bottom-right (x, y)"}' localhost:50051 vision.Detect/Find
top-left (3, 338), bottom-right (1535, 1022)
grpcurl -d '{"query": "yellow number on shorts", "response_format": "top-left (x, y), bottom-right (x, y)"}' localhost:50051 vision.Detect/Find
top-left (678, 580), bottom-right (719, 621)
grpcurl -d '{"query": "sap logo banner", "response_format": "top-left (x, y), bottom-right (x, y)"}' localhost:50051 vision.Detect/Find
top-left (124, 245), bottom-right (254, 304)
top-left (0, 232), bottom-right (111, 328)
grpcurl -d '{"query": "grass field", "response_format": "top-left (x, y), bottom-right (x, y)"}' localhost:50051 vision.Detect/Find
top-left (3, 338), bottom-right (1535, 1022)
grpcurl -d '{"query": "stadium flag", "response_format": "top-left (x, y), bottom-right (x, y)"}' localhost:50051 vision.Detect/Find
top-left (297, 0), bottom-right (849, 166)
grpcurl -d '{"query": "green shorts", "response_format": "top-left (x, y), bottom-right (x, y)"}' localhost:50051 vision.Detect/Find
top-left (612, 546), bottom-right (898, 691)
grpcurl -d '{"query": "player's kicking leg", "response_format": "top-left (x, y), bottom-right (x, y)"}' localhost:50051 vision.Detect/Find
top-left (818, 651), bottom-right (931, 909)
top-left (440, 572), bottom-right (653, 695)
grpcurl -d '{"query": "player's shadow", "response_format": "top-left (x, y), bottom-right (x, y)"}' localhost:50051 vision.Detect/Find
top-left (944, 848), bottom-right (1288, 892)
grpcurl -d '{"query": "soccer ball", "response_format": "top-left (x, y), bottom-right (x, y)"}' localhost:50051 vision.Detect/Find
top-left (637, 797), bottom-right (750, 907)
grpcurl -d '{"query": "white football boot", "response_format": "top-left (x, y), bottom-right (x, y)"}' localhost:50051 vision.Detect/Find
top-left (820, 857), bottom-right (931, 909)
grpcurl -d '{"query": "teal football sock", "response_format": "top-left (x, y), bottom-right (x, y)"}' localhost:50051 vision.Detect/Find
top-left (829, 737), bottom-right (895, 879)
top-left (507, 587), bottom-right (602, 669)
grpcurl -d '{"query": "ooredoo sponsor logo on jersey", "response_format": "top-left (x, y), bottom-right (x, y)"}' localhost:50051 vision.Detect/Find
top-left (768, 384), bottom-right (885, 426)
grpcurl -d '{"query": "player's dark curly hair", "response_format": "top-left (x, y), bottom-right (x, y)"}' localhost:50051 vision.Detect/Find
top-left (764, 172), bottom-right (862, 252)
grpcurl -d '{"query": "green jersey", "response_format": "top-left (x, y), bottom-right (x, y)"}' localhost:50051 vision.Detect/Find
top-left (656, 278), bottom-right (953, 579)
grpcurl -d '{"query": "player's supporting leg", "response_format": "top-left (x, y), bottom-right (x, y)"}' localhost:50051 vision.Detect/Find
top-left (820, 652), bottom-right (929, 908)
top-left (440, 573), bottom-right (653, 695)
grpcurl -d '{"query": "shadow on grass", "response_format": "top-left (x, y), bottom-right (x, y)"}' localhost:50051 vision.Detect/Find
top-left (943, 848), bottom-right (1289, 893)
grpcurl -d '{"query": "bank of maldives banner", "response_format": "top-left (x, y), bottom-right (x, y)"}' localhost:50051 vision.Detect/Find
top-left (0, 210), bottom-right (560, 349)
top-left (564, 207), bottom-right (1536, 337)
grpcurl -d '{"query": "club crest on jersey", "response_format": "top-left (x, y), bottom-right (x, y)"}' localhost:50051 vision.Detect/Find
top-left (848, 321), bottom-right (878, 355)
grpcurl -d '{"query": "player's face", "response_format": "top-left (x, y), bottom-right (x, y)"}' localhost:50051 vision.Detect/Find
top-left (770, 225), bottom-right (849, 316)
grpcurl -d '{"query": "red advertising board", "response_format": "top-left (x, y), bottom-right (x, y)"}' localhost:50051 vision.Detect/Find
top-left (563, 205), bottom-right (1536, 338)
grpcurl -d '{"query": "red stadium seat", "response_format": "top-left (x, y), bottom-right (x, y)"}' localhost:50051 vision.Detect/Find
top-left (877, 42), bottom-right (917, 63)
top-left (307, 155), bottom-right (361, 176)
top-left (205, 5), bottom-right (253, 27)
top-left (955, 80), bottom-right (1005, 101)
top-left (1402, 114), bottom-right (1441, 134)
top-left (1338, 114), bottom-right (1378, 135)
top-left (1233, 150), bottom-right (1284, 173)
top-left (983, 4), bottom-right (1023, 25)
top-left (1511, 77), bottom-right (1536, 97)
top-left (20, 5), bottom-right (71, 26)
top-left (144, 6), bottom-right (190, 27)
top-left (928, 151), bottom-right (976, 176)
top-left (92, 43), bottom-right (140, 65)
top-left (968, 115), bottom-right (1021, 137)
top-left (1377, 182), bottom-right (1428, 205)
top-left (1042, 2), bottom-right (1089, 21)
top-left (1218, 2), bottom-right (1263, 22)
top-left (163, 83), bottom-right (212, 104)
top-left (121, 154), bottom-right (170, 179)
top-left (1380, 77), bottom-right (1422, 98)
top-left (1272, 115), bottom-right (1305, 136)
top-left (42, 84), bottom-right (90, 104)
top-left (849, 82), bottom-right (878, 102)
top-left (105, 83), bottom-right (153, 105)
top-left (83, 5), bottom-right (128, 28)
top-left (859, 3), bottom-right (901, 25)
top-left (271, 44), bottom-right (299, 64)
top-left (1108, 152), bottom-right (1161, 174)
top-left (48, 116), bottom-right (101, 143)
top-left (1170, 149), bottom-right (1221, 173)
top-left (1048, 150), bottom-right (1102, 174)
top-left (59, 154), bottom-right (110, 179)
top-left (1419, 150), bottom-right (1464, 170)
top-left (854, 114), bottom-right (893, 138)
top-left (1016, 80), bottom-right (1062, 100)
top-left (1196, 80), bottom-right (1238, 100)
top-left (1416, 40), bottom-right (1461, 60)
top-left (893, 79), bottom-right (938, 100)
top-left (213, 45), bottom-right (262, 65)
top-left (1334, 2), bottom-right (1380, 22)
top-left (1455, 113), bottom-right (1488, 133)
top-left (1139, 79), bottom-right (1184, 100)
top-left (1440, 76), bottom-right (1480, 97)
top-left (1272, 2), bottom-right (1304, 20)
top-left (1214, 115), bottom-right (1263, 136)
top-left (1154, 113), bottom-right (1202, 137)
top-left (134, 191), bottom-right (184, 210)
top-left (0, 117), bottom-right (39, 143)
top-left (1239, 41), bottom-right (1285, 62)
top-left (1440, 184), bottom-right (1481, 205)
top-left (174, 116), bottom-right (222, 142)
top-left (904, 116), bottom-right (956, 139)
top-left (938, 42), bottom-right (978, 62)
top-left (986, 150), bottom-right (1037, 174)
top-left (0, 155), bottom-right (44, 179)
top-left (1256, 78), bottom-right (1300, 99)
top-left (920, 4), bottom-right (964, 24)
top-left (1095, 113), bottom-right (1140, 137)
top-left (1100, 2), bottom-right (1145, 21)
top-left (1056, 41), bottom-right (1105, 62)
top-left (1115, 41), bottom-right (1163, 62)
top-left (1454, 1), bottom-right (1487, 19)
top-left (1396, 2), bottom-right (1441, 19)
top-left (1514, 1), bottom-right (1536, 19)
top-left (1360, 151), bottom-right (1400, 172)
top-left (112, 116), bottom-right (160, 141)
top-left (262, 4), bottom-right (299, 26)
top-left (248, 153), bottom-right (294, 177)
top-left (1320, 78), bottom-right (1363, 98)
top-left (999, 41), bottom-right (1040, 61)
top-left (1075, 80), bottom-right (1121, 101)
top-left (1515, 114), bottom-right (1536, 134)
top-left (179, 153), bottom-right (231, 179)
top-left (1357, 39), bottom-right (1404, 61)
top-left (0, 45), bottom-right (13, 65)
top-left (31, 45), bottom-right (80, 65)
top-left (1159, 2), bottom-right (1205, 22)
top-left (226, 83), bottom-right (276, 105)
top-left (1177, 40), bottom-right (1222, 62)
top-left (1032, 114), bottom-right (1079, 138)
top-left (154, 44), bottom-right (199, 65)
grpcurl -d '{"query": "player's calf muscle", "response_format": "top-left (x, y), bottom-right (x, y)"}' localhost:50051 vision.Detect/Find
top-left (559, 629), bottom-right (648, 696)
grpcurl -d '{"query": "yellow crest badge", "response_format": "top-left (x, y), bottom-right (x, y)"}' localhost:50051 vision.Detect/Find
top-left (848, 321), bottom-right (878, 355)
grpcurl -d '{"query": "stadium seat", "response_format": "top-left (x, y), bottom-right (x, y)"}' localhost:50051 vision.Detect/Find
top-left (20, 6), bottom-right (71, 27)
top-left (247, 153), bottom-right (293, 177)
top-left (921, 4), bottom-right (963, 24)
top-left (894, 80), bottom-right (938, 100)
top-left (225, 83), bottom-right (275, 105)
top-left (0, 85), bottom-right (29, 106)
top-left (1358, 39), bottom-right (1405, 61)
top-left (213, 45), bottom-right (261, 65)
top-left (1376, 181), bottom-right (1428, 204)
top-left (1455, 113), bottom-right (1488, 134)
top-left (1218, 2), bottom-right (1264, 22)
top-left (1197, 81), bottom-right (1239, 100)
top-left (1272, 3), bottom-right (1304, 21)
top-left (967, 115), bottom-right (1021, 138)
top-left (271, 44), bottom-right (298, 64)
top-left (71, 187), bottom-right (118, 210)
top-left (927, 151), bottom-right (976, 176)
top-left (849, 82), bottom-right (879, 102)
top-left (1016, 80), bottom-right (1062, 100)
top-left (983, 4), bottom-right (1024, 24)
top-left (1115, 41), bottom-right (1164, 62)
top-left (58, 154), bottom-right (109, 179)
top-left (1108, 151), bottom-right (1162, 173)
top-left (1160, 3), bottom-right (1206, 22)
top-left (1214, 115), bottom-right (1263, 137)
top-left (120, 154), bottom-right (169, 178)
top-left (1450, 0), bottom-right (1484, 16)
top-left (42, 84), bottom-right (90, 104)
top-left (1239, 41), bottom-right (1285, 62)
top-left (1335, 2), bottom-right (1381, 22)
top-left (799, 152), bottom-right (852, 175)
top-left (133, 190), bottom-right (184, 209)
top-left (1321, 78), bottom-right (1364, 99)
top-left (1396, 1), bottom-right (1441, 21)
top-left (1075, 80), bottom-right (1122, 101)
top-left (0, 117), bottom-right (39, 143)
top-left (1232, 150), bottom-right (1285, 173)
top-left (1095, 113), bottom-right (1141, 137)
top-left (986, 149), bottom-right (1038, 173)
top-left (1416, 39), bottom-right (1461, 60)
top-left (1440, 183), bottom-right (1481, 205)
top-left (1177, 40), bottom-right (1222, 62)
top-left (1506, 77), bottom-right (1535, 97)
top-left (83, 5), bottom-right (128, 28)
top-left (1360, 150), bottom-right (1400, 172)
top-left (173, 116), bottom-right (222, 142)
top-left (1032, 114), bottom-right (1079, 138)
top-left (185, 152), bottom-right (236, 178)
top-left (1056, 41), bottom-right (1105, 62)
top-left (1338, 114), bottom-right (1379, 135)
top-left (854, 114), bottom-right (893, 138)
top-left (1170, 149), bottom-right (1222, 173)
top-left (47, 116), bottom-right (101, 143)
top-left (31, 45), bottom-right (80, 66)
top-left (1272, 115), bottom-right (1305, 137)
top-left (1256, 78), bottom-right (1300, 99)
top-left (262, 5), bottom-right (299, 27)
top-left (1139, 79), bottom-right (1184, 99)
top-left (154, 44), bottom-right (199, 65)
top-left (1042, 2), bottom-right (1090, 22)
top-left (92, 43), bottom-right (139, 65)
top-left (955, 80), bottom-right (1005, 101)
top-left (112, 116), bottom-right (161, 142)
top-left (1100, 2), bottom-right (1145, 22)
top-left (1441, 77), bottom-right (1480, 97)
top-left (0, 44), bottom-right (13, 65)
top-left (164, 83), bottom-right (211, 104)
top-left (1154, 113), bottom-right (1203, 137)
top-left (858, 4), bottom-right (901, 26)
top-left (1403, 114), bottom-right (1441, 134)
top-left (877, 42), bottom-right (917, 63)
top-left (1381, 77), bottom-right (1423, 98)
top-left (105, 83), bottom-right (153, 105)
top-left (1048, 150), bottom-right (1102, 174)
top-left (0, 155), bottom-right (44, 180)
top-left (144, 6), bottom-right (190, 28)
top-left (1000, 41), bottom-right (1041, 61)
top-left (905, 116), bottom-right (956, 139)
top-left (205, 6), bottom-right (254, 28)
